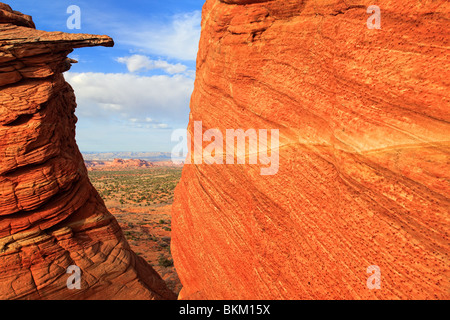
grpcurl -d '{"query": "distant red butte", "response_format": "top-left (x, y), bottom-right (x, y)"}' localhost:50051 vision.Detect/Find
top-left (85, 159), bottom-right (183, 171)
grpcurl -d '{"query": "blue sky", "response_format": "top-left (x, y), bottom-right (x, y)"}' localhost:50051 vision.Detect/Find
top-left (12, 0), bottom-right (204, 152)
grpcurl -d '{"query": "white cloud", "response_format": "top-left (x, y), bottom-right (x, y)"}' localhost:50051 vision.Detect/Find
top-left (115, 11), bottom-right (201, 61)
top-left (65, 71), bottom-right (193, 126)
top-left (129, 117), bottom-right (154, 123)
top-left (127, 117), bottom-right (170, 129)
top-left (116, 55), bottom-right (188, 74)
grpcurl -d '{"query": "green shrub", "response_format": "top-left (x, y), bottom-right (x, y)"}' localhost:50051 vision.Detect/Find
top-left (158, 255), bottom-right (173, 268)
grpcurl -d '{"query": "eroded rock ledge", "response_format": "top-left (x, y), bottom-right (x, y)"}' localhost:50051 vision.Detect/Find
top-left (0, 3), bottom-right (175, 300)
top-left (171, 0), bottom-right (449, 299)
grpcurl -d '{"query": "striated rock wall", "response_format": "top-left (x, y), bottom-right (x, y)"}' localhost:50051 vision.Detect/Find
top-left (171, 0), bottom-right (450, 299)
top-left (0, 3), bottom-right (175, 300)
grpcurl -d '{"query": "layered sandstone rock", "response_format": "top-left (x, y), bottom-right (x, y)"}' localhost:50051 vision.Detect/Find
top-left (172, 0), bottom-right (449, 299)
top-left (0, 3), bottom-right (175, 300)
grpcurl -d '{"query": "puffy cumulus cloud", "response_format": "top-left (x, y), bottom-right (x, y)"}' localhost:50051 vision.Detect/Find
top-left (65, 71), bottom-right (193, 126)
top-left (116, 55), bottom-right (188, 74)
top-left (115, 11), bottom-right (201, 61)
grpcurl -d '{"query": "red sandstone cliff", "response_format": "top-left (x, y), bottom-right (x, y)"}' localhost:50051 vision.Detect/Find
top-left (0, 3), bottom-right (175, 300)
top-left (171, 0), bottom-right (450, 299)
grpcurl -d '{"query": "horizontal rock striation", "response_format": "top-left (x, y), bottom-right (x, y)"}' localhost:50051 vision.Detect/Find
top-left (171, 0), bottom-right (450, 299)
top-left (0, 3), bottom-right (175, 300)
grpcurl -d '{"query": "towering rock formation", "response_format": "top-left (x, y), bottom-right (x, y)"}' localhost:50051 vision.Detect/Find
top-left (172, 0), bottom-right (449, 299)
top-left (0, 3), bottom-right (175, 300)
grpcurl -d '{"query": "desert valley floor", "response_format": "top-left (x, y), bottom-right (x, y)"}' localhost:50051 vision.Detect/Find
top-left (86, 163), bottom-right (183, 295)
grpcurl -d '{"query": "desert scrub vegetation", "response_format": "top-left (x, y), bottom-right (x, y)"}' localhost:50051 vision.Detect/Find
top-left (158, 254), bottom-right (174, 268)
top-left (88, 167), bottom-right (182, 206)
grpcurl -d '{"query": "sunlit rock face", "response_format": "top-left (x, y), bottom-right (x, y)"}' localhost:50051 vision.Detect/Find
top-left (171, 0), bottom-right (449, 299)
top-left (0, 3), bottom-right (176, 300)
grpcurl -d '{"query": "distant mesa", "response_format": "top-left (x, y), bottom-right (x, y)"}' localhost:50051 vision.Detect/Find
top-left (82, 151), bottom-right (172, 161)
top-left (86, 158), bottom-right (155, 171)
top-left (82, 153), bottom-right (183, 171)
top-left (111, 158), bottom-right (153, 167)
